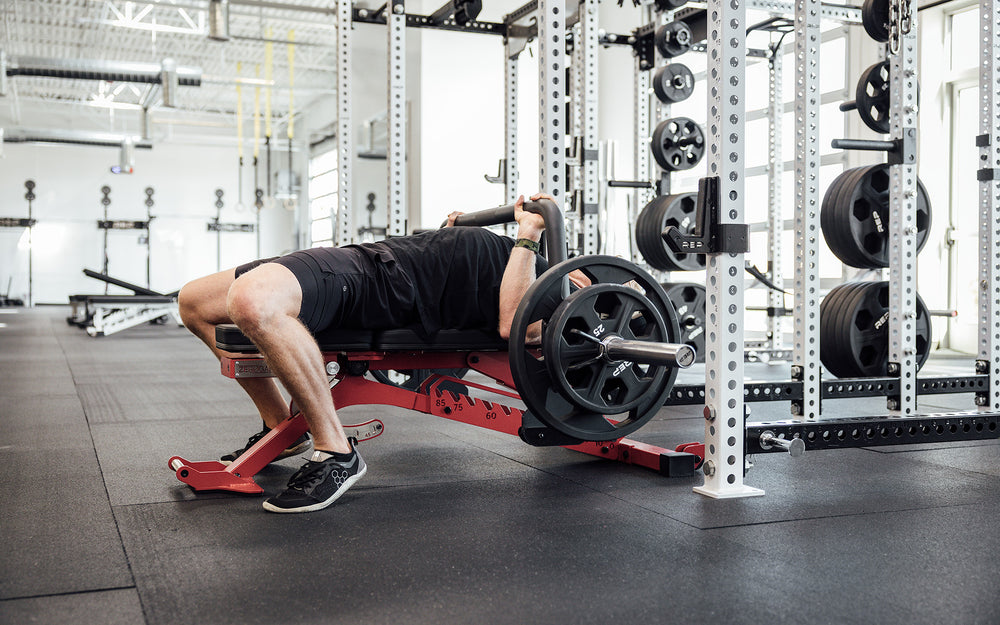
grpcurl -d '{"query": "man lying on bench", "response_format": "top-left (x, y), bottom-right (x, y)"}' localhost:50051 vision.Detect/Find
top-left (178, 193), bottom-right (586, 513)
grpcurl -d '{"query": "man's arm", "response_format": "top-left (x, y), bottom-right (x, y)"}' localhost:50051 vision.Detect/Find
top-left (498, 194), bottom-right (549, 342)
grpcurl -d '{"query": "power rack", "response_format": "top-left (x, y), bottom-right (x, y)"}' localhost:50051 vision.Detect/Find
top-left (329, 0), bottom-right (1000, 498)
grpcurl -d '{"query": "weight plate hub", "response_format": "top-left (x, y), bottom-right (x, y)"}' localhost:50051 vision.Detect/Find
top-left (509, 256), bottom-right (681, 441)
top-left (654, 21), bottom-right (693, 59)
top-left (543, 284), bottom-right (669, 415)
top-left (820, 281), bottom-right (931, 378)
top-left (652, 63), bottom-right (695, 105)
top-left (821, 164), bottom-right (931, 268)
top-left (650, 117), bottom-right (705, 172)
top-left (661, 282), bottom-right (706, 362)
top-left (636, 193), bottom-right (705, 272)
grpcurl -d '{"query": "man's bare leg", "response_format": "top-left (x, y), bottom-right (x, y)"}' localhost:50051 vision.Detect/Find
top-left (178, 269), bottom-right (289, 428)
top-left (225, 263), bottom-right (352, 455)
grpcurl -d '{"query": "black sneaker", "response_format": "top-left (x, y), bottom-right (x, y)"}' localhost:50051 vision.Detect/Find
top-left (220, 425), bottom-right (312, 465)
top-left (262, 450), bottom-right (367, 513)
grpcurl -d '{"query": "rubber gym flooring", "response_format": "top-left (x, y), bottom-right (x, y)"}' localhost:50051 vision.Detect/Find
top-left (2, 306), bottom-right (999, 625)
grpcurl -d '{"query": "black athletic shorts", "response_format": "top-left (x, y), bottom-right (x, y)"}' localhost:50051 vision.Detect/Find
top-left (234, 247), bottom-right (419, 333)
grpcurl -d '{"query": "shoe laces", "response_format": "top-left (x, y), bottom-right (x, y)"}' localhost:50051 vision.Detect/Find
top-left (287, 460), bottom-right (328, 491)
top-left (241, 429), bottom-right (268, 451)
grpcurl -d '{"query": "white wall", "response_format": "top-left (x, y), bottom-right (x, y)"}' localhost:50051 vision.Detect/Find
top-left (0, 140), bottom-right (293, 304)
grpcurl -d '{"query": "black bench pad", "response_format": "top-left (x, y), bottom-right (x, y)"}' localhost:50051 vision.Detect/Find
top-left (215, 323), bottom-right (507, 354)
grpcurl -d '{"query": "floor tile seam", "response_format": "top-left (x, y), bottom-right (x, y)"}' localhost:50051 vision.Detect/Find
top-left (109, 475), bottom-right (537, 511)
top-left (52, 327), bottom-right (149, 621)
top-left (697, 501), bottom-right (984, 531)
top-left (429, 430), bottom-right (705, 528)
top-left (0, 584), bottom-right (138, 603)
top-left (856, 445), bottom-right (1000, 479)
top-left (862, 440), bottom-right (1000, 453)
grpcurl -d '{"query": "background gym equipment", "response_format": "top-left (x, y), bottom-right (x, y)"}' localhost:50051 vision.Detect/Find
top-left (660, 282), bottom-right (706, 363)
top-left (649, 117), bottom-right (705, 172)
top-left (861, 0), bottom-right (889, 42)
top-left (0, 179), bottom-right (37, 306)
top-left (97, 186), bottom-right (154, 290)
top-left (207, 188), bottom-right (256, 272)
top-left (429, 0), bottom-right (483, 24)
top-left (635, 193), bottom-right (705, 271)
top-left (819, 281), bottom-right (932, 378)
top-left (68, 269), bottom-right (181, 336)
top-left (652, 63), bottom-right (695, 104)
top-left (839, 61), bottom-right (919, 135)
top-left (653, 21), bottom-right (693, 58)
top-left (820, 164), bottom-right (931, 268)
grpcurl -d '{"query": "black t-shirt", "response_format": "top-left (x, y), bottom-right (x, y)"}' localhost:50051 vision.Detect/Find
top-left (349, 227), bottom-right (547, 335)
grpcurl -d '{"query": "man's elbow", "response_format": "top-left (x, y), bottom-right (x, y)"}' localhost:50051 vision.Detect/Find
top-left (498, 321), bottom-right (512, 341)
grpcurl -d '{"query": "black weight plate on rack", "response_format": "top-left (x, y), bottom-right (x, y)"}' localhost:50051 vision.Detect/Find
top-left (821, 170), bottom-right (854, 266)
top-left (825, 166), bottom-right (871, 268)
top-left (854, 62), bottom-right (920, 135)
top-left (820, 282), bottom-right (868, 375)
top-left (654, 21), bottom-right (693, 59)
top-left (650, 118), bottom-right (705, 172)
top-left (652, 63), bottom-right (695, 104)
top-left (824, 281), bottom-right (932, 378)
top-left (828, 282), bottom-right (876, 377)
top-left (655, 0), bottom-right (688, 9)
top-left (822, 169), bottom-right (857, 266)
top-left (636, 194), bottom-right (705, 272)
top-left (862, 0), bottom-right (889, 42)
top-left (843, 165), bottom-right (932, 268)
top-left (661, 282), bottom-right (706, 362)
top-left (509, 256), bottom-right (681, 442)
top-left (856, 62), bottom-right (891, 134)
top-left (820, 282), bottom-right (852, 370)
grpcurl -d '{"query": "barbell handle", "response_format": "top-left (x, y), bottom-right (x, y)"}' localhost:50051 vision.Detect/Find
top-left (446, 198), bottom-right (567, 265)
top-left (759, 430), bottom-right (805, 457)
top-left (603, 337), bottom-right (696, 369)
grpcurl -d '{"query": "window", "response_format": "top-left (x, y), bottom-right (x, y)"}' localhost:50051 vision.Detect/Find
top-left (308, 149), bottom-right (338, 247)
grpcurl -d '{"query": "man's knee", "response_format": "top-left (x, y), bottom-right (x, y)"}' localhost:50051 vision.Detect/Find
top-left (177, 278), bottom-right (209, 327)
top-left (226, 264), bottom-right (300, 334)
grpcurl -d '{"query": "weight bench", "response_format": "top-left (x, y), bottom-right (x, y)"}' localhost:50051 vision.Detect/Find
top-left (168, 323), bottom-right (699, 494)
top-left (69, 269), bottom-right (181, 336)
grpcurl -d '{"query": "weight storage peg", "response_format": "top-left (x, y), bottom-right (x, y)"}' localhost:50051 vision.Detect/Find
top-left (652, 63), bottom-right (695, 105)
top-left (759, 431), bottom-right (805, 457)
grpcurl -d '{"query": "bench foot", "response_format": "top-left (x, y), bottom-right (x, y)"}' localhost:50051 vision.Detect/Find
top-left (168, 456), bottom-right (264, 494)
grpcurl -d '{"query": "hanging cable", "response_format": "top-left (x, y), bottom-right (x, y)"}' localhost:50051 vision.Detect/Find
top-left (236, 62), bottom-right (245, 211)
top-left (285, 30), bottom-right (296, 211)
top-left (265, 28), bottom-right (274, 202)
